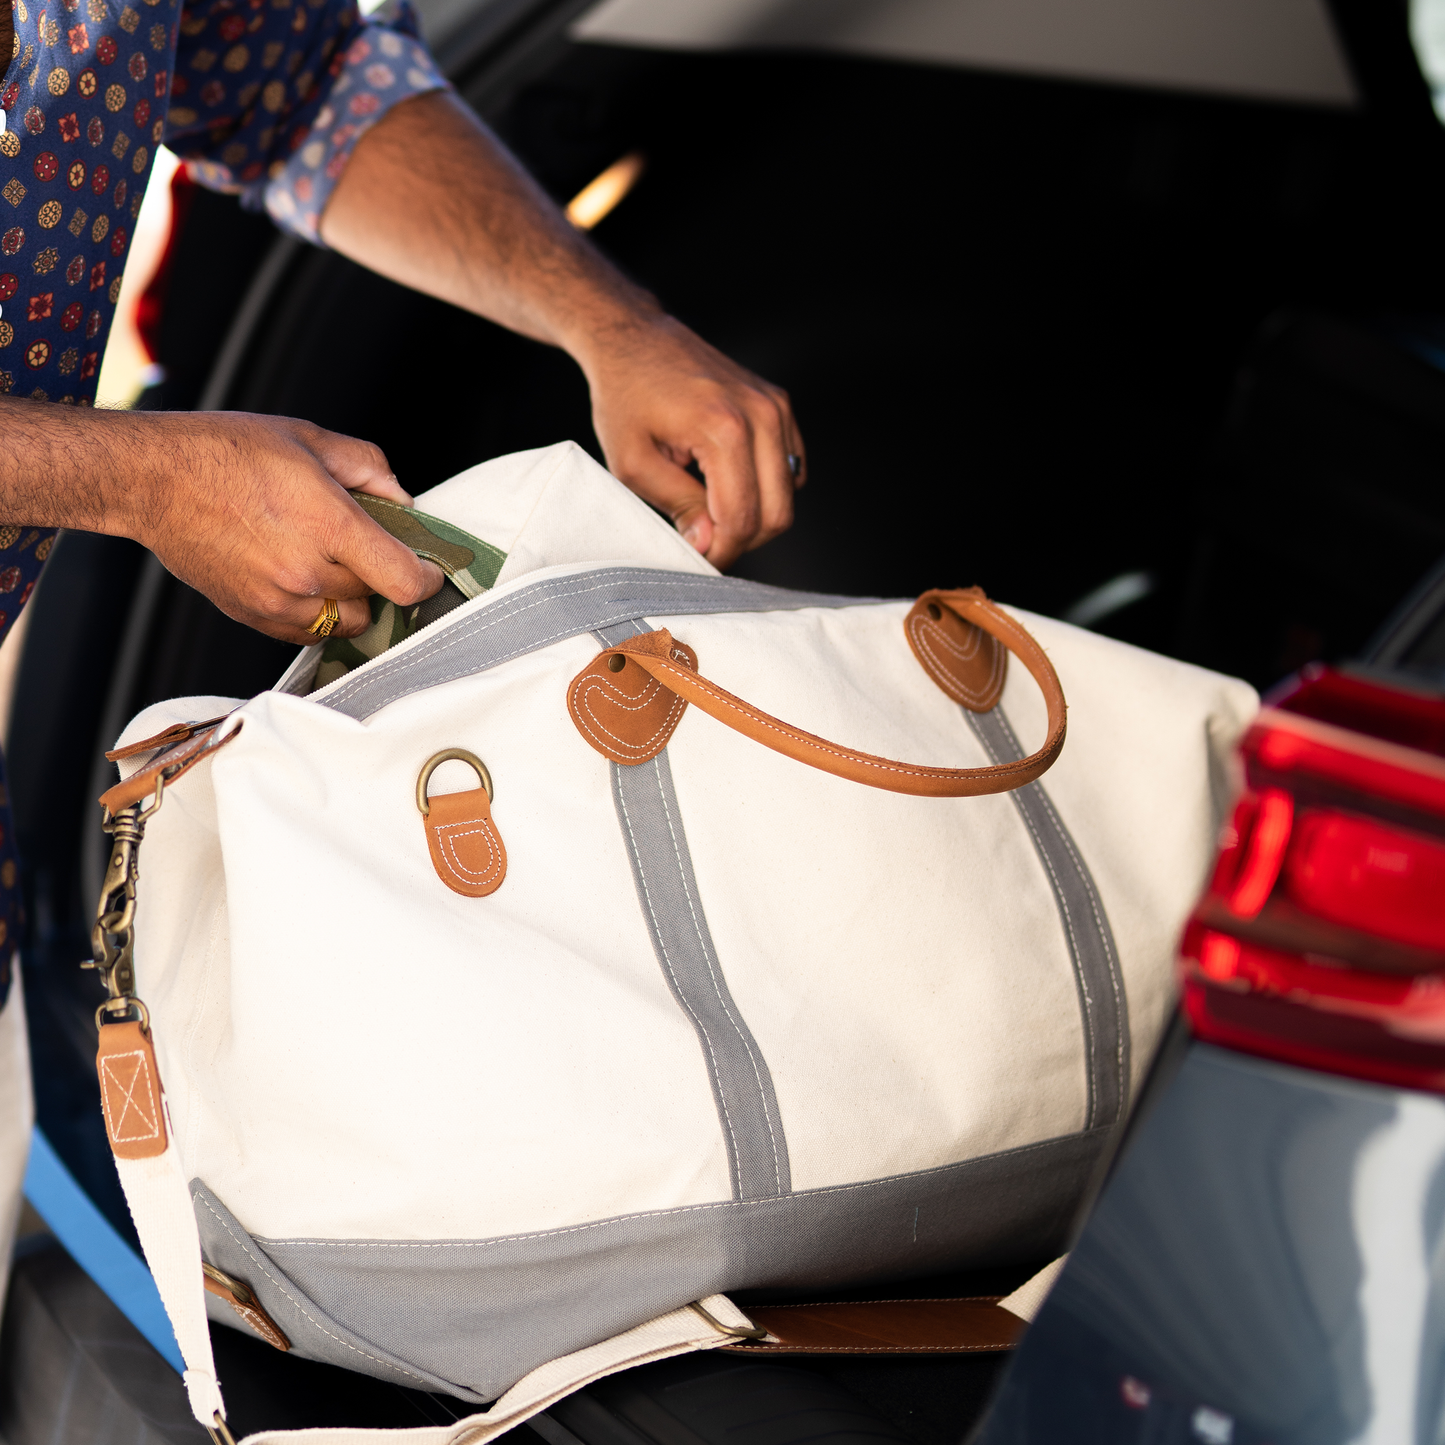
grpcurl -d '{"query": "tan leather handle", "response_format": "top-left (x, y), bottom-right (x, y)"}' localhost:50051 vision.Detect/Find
top-left (568, 588), bottom-right (1066, 797)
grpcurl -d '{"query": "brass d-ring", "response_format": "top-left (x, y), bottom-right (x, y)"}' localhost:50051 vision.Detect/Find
top-left (416, 749), bottom-right (493, 816)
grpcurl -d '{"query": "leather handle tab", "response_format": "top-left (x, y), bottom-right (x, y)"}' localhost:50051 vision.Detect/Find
top-left (720, 1298), bottom-right (1025, 1354)
top-left (100, 721), bottom-right (243, 813)
top-left (592, 591), bottom-right (1064, 797)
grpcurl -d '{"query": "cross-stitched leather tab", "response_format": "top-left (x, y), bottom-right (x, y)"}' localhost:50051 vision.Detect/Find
top-left (424, 787), bottom-right (508, 898)
top-left (567, 633), bottom-right (699, 766)
top-left (96, 1019), bottom-right (167, 1160)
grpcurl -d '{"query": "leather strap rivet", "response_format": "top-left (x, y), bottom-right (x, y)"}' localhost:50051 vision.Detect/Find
top-left (926, 602), bottom-right (942, 620)
top-left (607, 653), bottom-right (627, 673)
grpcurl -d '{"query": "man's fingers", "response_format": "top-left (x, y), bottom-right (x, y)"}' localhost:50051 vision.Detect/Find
top-left (307, 425), bottom-right (414, 506)
top-left (329, 497), bottom-right (446, 606)
top-left (614, 445), bottom-right (716, 558)
top-left (689, 403), bottom-right (794, 570)
top-left (747, 392), bottom-right (800, 542)
top-left (778, 391), bottom-right (807, 489)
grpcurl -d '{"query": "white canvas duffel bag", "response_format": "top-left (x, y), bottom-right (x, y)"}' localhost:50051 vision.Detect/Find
top-left (88, 442), bottom-right (1256, 1444)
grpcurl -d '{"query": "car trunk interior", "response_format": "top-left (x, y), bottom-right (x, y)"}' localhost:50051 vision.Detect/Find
top-left (10, 3), bottom-right (1445, 1440)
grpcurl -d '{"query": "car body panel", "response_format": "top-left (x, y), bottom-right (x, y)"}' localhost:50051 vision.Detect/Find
top-left (979, 1043), bottom-right (1445, 1444)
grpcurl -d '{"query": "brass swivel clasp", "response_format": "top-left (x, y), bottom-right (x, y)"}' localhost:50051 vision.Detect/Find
top-left (85, 776), bottom-right (165, 1029)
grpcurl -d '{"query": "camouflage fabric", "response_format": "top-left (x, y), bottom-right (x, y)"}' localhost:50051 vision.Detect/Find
top-left (311, 501), bottom-right (505, 690)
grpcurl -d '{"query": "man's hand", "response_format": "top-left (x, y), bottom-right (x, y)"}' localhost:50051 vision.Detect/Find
top-left (138, 413), bottom-right (445, 643)
top-left (579, 316), bottom-right (804, 570)
top-left (321, 91), bottom-right (806, 572)
top-left (0, 401), bottom-right (443, 644)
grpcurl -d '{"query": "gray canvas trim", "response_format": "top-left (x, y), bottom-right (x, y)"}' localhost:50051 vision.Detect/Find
top-left (191, 1186), bottom-right (464, 1397)
top-left (192, 1126), bottom-right (1105, 1404)
top-left (965, 706), bottom-right (1129, 1129)
top-left (317, 568), bottom-right (871, 723)
top-left (615, 758), bottom-right (792, 1202)
top-left (593, 619), bottom-right (791, 1204)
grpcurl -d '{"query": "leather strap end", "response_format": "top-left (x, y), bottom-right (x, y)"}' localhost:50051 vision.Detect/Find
top-left (720, 1298), bottom-right (1025, 1355)
top-left (905, 590), bottom-right (1008, 713)
top-left (106, 715), bottom-right (233, 763)
top-left (101, 722), bottom-right (242, 812)
top-left (203, 1267), bottom-right (291, 1351)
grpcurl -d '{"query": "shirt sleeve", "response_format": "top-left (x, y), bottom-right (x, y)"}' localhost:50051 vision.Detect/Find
top-left (162, 0), bottom-right (449, 244)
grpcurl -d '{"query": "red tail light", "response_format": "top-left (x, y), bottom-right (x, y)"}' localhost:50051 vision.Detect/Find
top-left (1181, 667), bottom-right (1445, 1092)
top-left (1286, 811), bottom-right (1445, 954)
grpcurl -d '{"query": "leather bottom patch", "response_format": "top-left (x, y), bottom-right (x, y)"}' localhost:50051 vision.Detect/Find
top-left (424, 787), bottom-right (508, 897)
top-left (568, 637), bottom-right (699, 766)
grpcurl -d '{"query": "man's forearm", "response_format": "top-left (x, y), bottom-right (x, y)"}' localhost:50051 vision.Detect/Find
top-left (319, 91), bottom-right (654, 380)
top-left (0, 399), bottom-right (153, 535)
top-left (317, 88), bottom-right (806, 569)
top-left (0, 401), bottom-right (443, 642)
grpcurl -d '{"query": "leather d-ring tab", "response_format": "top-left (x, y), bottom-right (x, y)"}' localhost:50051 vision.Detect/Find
top-left (96, 1018), bottom-right (167, 1161)
top-left (567, 633), bottom-right (699, 766)
top-left (417, 751), bottom-right (507, 897)
top-left (905, 590), bottom-right (1007, 713)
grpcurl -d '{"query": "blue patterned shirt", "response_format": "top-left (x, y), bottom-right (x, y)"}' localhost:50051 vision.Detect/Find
top-left (0, 0), bottom-right (450, 1001)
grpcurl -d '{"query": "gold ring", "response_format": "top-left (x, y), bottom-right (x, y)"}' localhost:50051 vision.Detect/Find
top-left (307, 598), bottom-right (340, 638)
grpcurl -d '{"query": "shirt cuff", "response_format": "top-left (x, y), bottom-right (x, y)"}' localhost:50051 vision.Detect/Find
top-left (261, 21), bottom-right (450, 245)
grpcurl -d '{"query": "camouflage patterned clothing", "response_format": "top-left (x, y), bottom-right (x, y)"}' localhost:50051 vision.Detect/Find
top-left (312, 498), bottom-right (505, 687)
top-left (0, 0), bottom-right (450, 1003)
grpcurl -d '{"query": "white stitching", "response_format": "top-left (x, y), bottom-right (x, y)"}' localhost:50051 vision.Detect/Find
top-left (253, 1129), bottom-right (1107, 1249)
top-left (571, 675), bottom-right (686, 758)
top-left (653, 757), bottom-right (785, 1197)
top-left (907, 614), bottom-right (1004, 710)
top-left (100, 1051), bottom-right (161, 1142)
top-left (194, 1193), bottom-right (429, 1383)
top-left (436, 820), bottom-right (504, 886)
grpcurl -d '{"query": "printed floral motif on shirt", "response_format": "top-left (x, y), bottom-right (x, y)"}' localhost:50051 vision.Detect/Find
top-left (0, 0), bottom-right (447, 1006)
